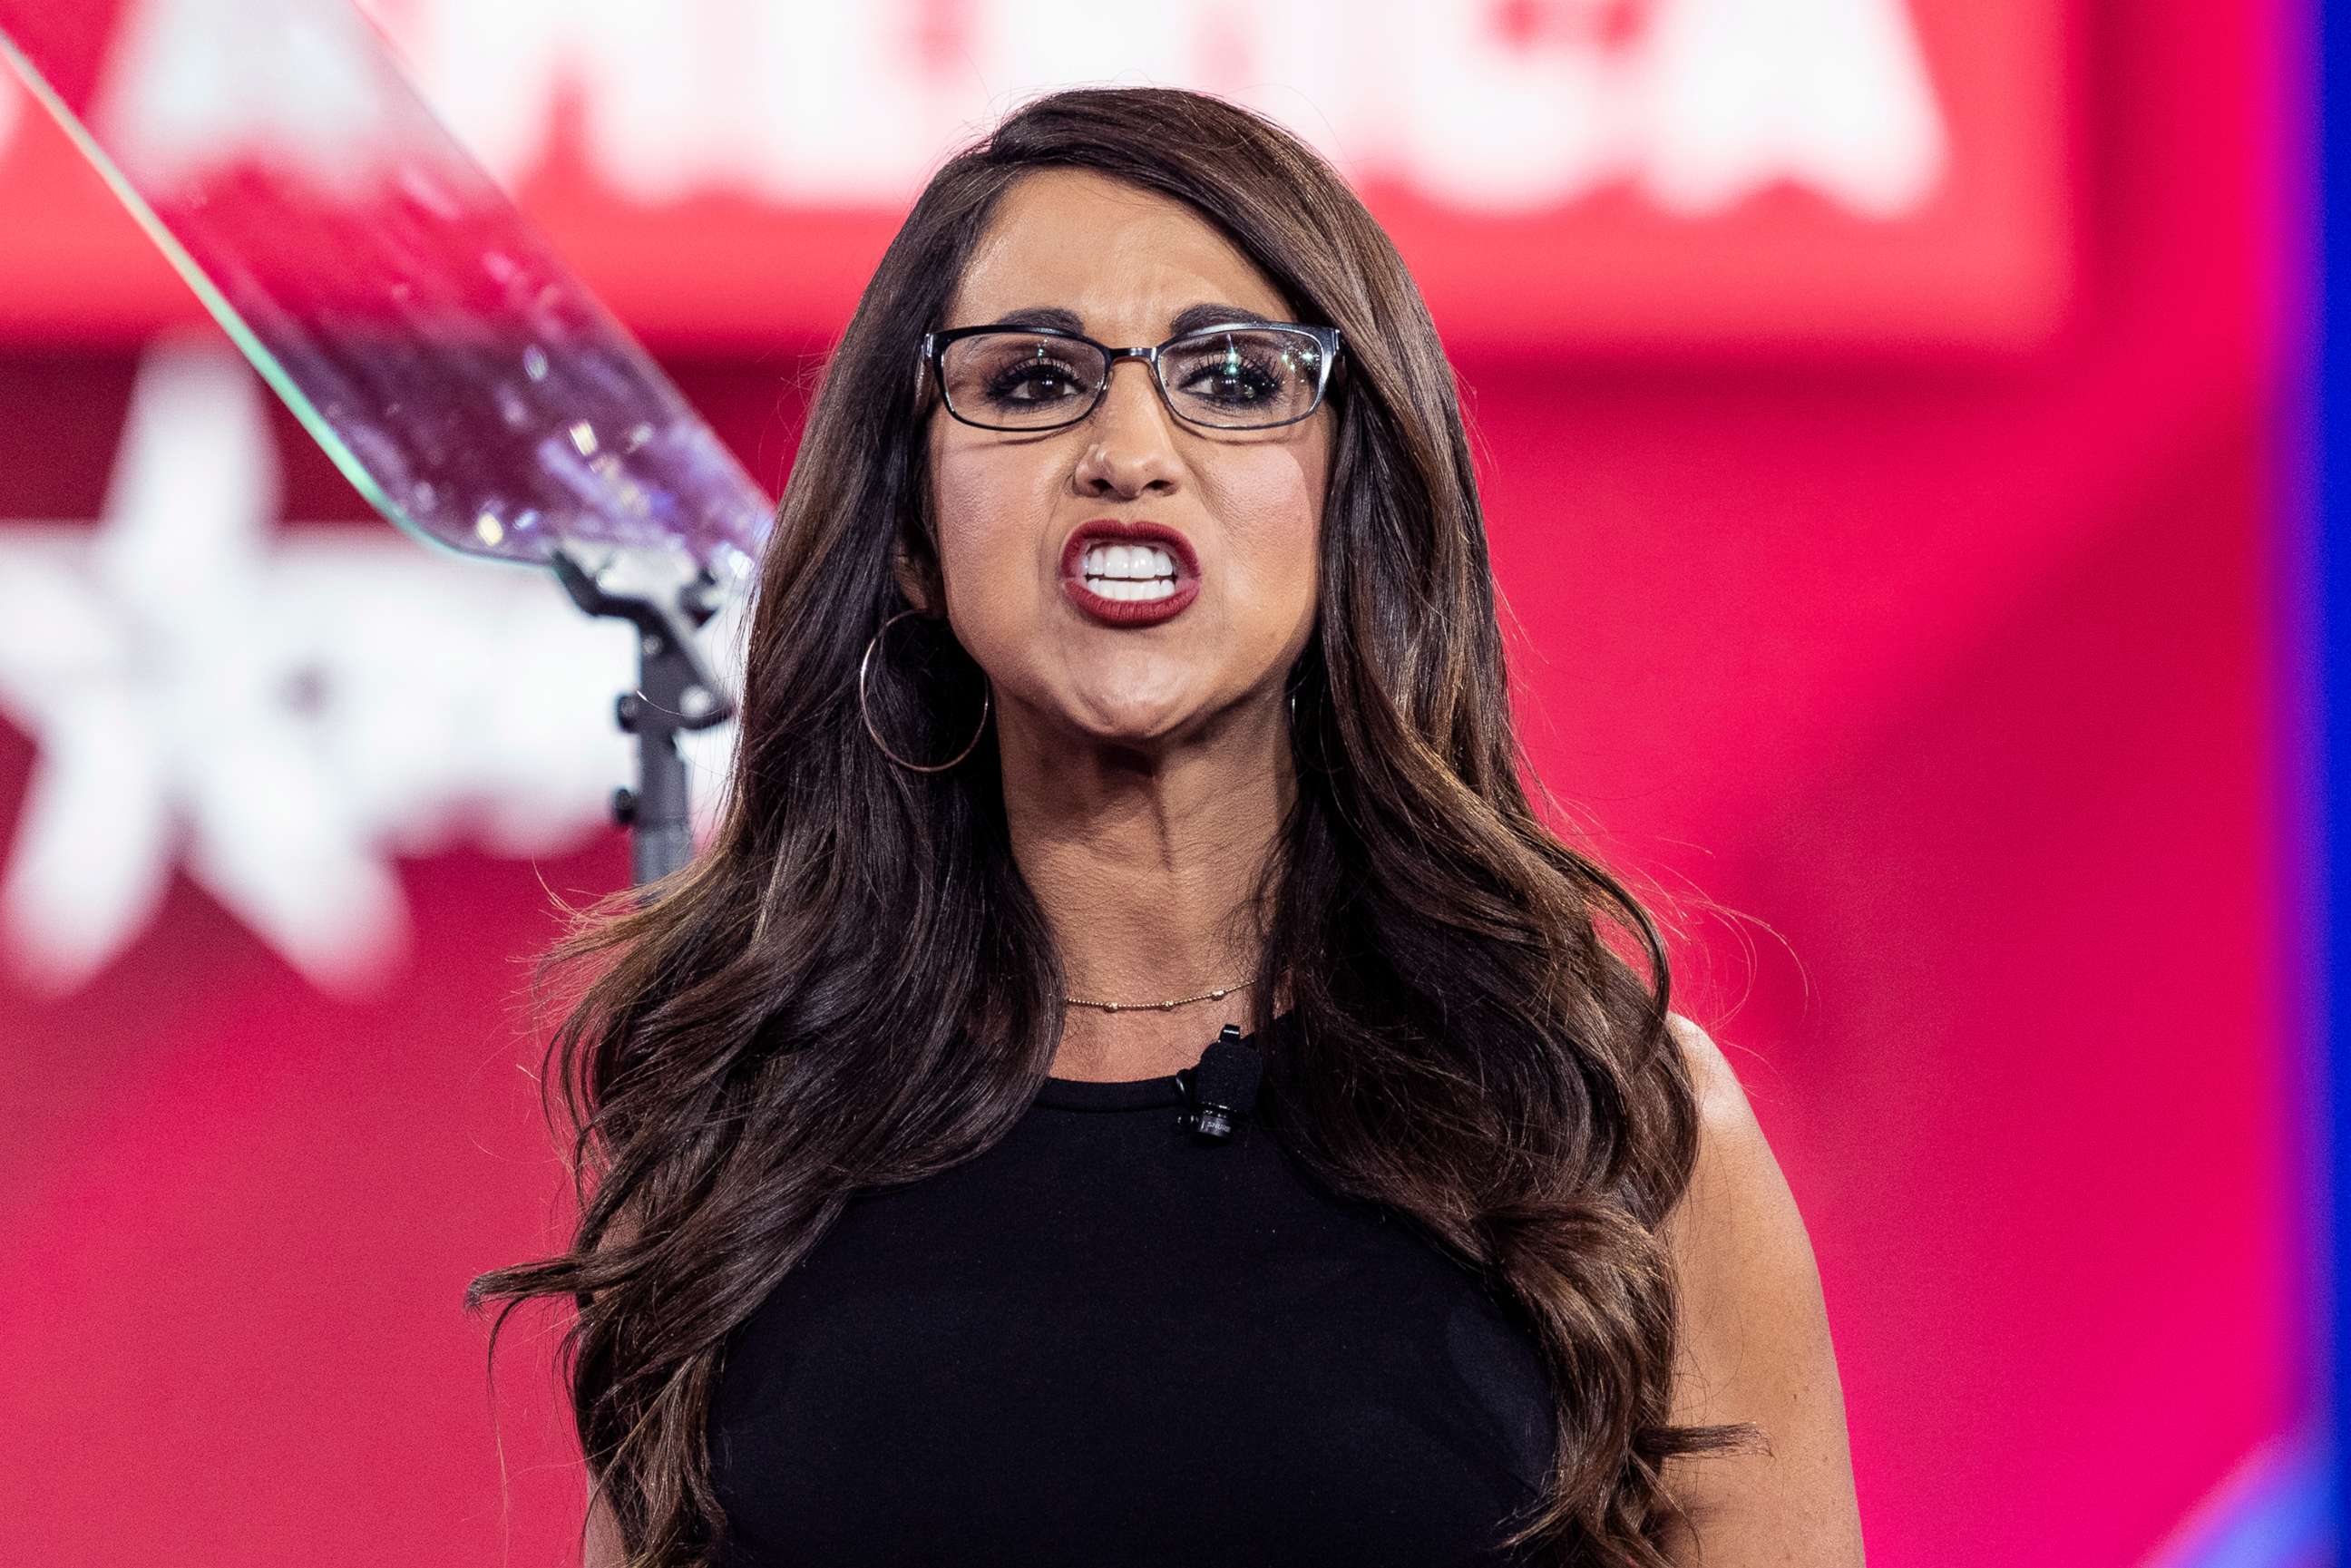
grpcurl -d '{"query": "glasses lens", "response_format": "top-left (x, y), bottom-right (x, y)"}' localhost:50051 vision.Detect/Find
top-left (939, 332), bottom-right (1107, 428)
top-left (1161, 327), bottom-right (1326, 428)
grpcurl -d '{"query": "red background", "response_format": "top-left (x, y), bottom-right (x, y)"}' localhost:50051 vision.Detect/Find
top-left (0, 1), bottom-right (2307, 1563)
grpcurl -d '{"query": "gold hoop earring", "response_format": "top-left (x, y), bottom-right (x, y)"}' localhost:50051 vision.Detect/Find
top-left (859, 609), bottom-right (991, 773)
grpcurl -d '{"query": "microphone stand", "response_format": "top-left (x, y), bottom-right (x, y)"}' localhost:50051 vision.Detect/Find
top-left (549, 543), bottom-right (737, 888)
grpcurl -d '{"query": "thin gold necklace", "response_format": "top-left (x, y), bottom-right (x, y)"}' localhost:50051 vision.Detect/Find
top-left (1061, 978), bottom-right (1255, 1014)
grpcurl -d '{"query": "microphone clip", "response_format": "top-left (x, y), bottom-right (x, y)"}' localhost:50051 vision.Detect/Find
top-left (1174, 1022), bottom-right (1263, 1144)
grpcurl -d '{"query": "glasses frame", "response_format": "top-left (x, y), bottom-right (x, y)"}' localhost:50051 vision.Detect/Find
top-left (918, 320), bottom-right (1345, 433)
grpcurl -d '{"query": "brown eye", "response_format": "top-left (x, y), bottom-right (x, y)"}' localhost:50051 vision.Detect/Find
top-left (984, 359), bottom-right (1087, 405)
top-left (1163, 329), bottom-right (1319, 424)
top-left (940, 333), bottom-right (1103, 421)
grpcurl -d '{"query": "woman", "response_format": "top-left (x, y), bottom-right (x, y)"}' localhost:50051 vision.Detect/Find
top-left (472, 86), bottom-right (1862, 1567)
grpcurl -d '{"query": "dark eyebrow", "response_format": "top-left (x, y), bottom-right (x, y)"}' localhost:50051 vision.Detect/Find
top-left (1169, 302), bottom-right (1279, 336)
top-left (986, 306), bottom-right (1087, 335)
top-left (973, 303), bottom-right (1283, 339)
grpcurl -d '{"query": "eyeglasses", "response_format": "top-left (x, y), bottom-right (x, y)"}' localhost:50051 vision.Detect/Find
top-left (919, 321), bottom-right (1343, 433)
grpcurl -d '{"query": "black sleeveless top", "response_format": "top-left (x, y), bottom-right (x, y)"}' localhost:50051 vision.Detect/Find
top-left (707, 1018), bottom-right (1559, 1566)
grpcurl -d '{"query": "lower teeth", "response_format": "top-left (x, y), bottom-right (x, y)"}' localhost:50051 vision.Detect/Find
top-left (1087, 578), bottom-right (1176, 602)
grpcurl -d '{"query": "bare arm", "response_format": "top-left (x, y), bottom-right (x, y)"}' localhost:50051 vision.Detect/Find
top-left (582, 1486), bottom-right (625, 1568)
top-left (1654, 1015), bottom-right (1866, 1565)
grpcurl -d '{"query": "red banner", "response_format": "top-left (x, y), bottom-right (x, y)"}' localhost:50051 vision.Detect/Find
top-left (0, 0), bottom-right (2071, 353)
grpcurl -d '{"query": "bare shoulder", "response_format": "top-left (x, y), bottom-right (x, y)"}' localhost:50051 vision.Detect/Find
top-left (1654, 1013), bottom-right (1867, 1566)
top-left (1663, 1011), bottom-right (1755, 1135)
top-left (583, 1486), bottom-right (626, 1568)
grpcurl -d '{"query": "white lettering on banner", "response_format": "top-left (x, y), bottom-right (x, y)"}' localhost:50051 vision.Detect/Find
top-left (1384, 0), bottom-right (1632, 209)
top-left (0, 340), bottom-right (741, 998)
top-left (953, 0), bottom-right (1198, 131)
top-left (1388, 0), bottom-right (1946, 213)
top-left (736, 0), bottom-right (961, 202)
top-left (4, 0), bottom-right (1943, 216)
top-left (84, 0), bottom-right (401, 200)
top-left (1641, 0), bottom-right (1946, 217)
top-left (525, 0), bottom-right (719, 202)
top-left (392, 0), bottom-right (1948, 212)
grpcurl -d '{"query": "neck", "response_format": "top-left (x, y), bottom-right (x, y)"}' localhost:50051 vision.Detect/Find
top-left (996, 691), bottom-right (1293, 1077)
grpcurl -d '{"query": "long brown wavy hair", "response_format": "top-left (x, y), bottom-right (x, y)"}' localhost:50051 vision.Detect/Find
top-left (469, 84), bottom-right (1758, 1568)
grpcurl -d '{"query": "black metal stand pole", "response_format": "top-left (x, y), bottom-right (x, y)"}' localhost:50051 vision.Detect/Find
top-left (549, 544), bottom-right (736, 888)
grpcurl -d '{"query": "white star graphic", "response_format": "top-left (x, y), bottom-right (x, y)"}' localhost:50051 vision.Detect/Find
top-left (0, 336), bottom-right (741, 997)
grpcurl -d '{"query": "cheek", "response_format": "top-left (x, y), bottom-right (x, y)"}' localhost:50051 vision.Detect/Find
top-left (926, 437), bottom-right (1060, 675)
top-left (1207, 444), bottom-right (1326, 626)
top-left (929, 441), bottom-right (1041, 587)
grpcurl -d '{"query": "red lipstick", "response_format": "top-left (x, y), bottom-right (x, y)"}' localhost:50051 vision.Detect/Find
top-left (1058, 519), bottom-right (1202, 628)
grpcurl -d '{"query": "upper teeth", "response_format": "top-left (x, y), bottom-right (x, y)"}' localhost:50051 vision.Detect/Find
top-left (1082, 542), bottom-right (1176, 580)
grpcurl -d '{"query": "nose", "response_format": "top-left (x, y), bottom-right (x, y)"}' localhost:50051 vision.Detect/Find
top-left (1071, 356), bottom-right (1182, 498)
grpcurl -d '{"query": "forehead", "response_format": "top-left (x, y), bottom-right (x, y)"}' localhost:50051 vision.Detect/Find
top-left (943, 168), bottom-right (1293, 338)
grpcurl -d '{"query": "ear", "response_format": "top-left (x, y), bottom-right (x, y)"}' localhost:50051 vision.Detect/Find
top-left (891, 544), bottom-right (935, 615)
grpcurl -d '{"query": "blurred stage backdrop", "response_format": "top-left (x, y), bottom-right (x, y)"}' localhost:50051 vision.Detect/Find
top-left (0, 2), bottom-right (2318, 1564)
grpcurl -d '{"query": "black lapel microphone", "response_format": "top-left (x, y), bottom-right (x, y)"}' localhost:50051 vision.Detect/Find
top-left (1174, 1022), bottom-right (1263, 1144)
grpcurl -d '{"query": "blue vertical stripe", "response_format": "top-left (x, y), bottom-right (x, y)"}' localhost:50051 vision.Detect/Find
top-left (2320, 0), bottom-right (2350, 1543)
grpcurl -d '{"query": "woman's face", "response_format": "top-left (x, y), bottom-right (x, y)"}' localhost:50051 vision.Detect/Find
top-left (919, 168), bottom-right (1332, 755)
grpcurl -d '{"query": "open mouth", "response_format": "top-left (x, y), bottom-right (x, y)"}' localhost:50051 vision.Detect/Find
top-left (1058, 521), bottom-right (1202, 626)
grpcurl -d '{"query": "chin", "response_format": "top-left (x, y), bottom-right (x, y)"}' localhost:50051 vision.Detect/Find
top-left (1073, 707), bottom-right (1190, 748)
top-left (1041, 684), bottom-right (1191, 743)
